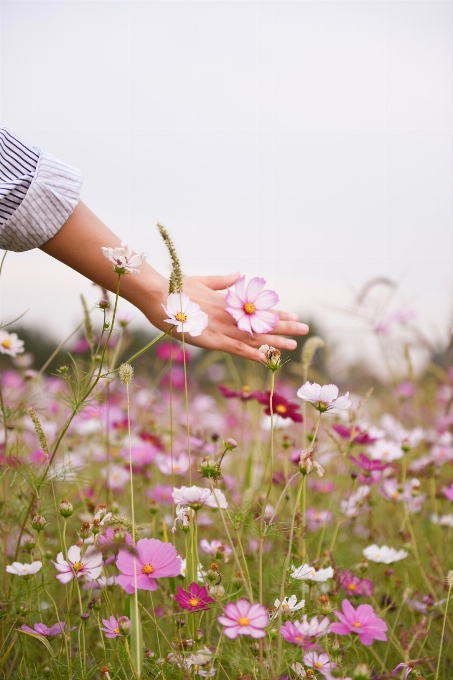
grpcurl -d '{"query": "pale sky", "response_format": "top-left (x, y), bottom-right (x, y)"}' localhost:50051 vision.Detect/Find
top-left (0, 0), bottom-right (452, 373)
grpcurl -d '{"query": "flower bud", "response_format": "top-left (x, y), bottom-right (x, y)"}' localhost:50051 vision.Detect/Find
top-left (81, 612), bottom-right (90, 622)
top-left (112, 527), bottom-right (126, 543)
top-left (144, 649), bottom-right (155, 659)
top-left (232, 571), bottom-right (245, 589)
top-left (208, 584), bottom-right (225, 601)
top-left (30, 514), bottom-right (47, 532)
top-left (353, 664), bottom-right (371, 680)
top-left (94, 504), bottom-right (108, 520)
top-left (58, 366), bottom-right (69, 374)
top-left (91, 518), bottom-right (102, 535)
top-left (79, 522), bottom-right (93, 540)
top-left (259, 345), bottom-right (281, 370)
top-left (99, 666), bottom-right (112, 680)
top-left (59, 499), bottom-right (74, 518)
top-left (21, 536), bottom-right (36, 552)
top-left (17, 602), bottom-right (30, 616)
top-left (118, 616), bottom-right (131, 635)
top-left (225, 438), bottom-right (238, 450)
top-left (89, 595), bottom-right (104, 611)
top-left (149, 499), bottom-right (159, 515)
top-left (198, 457), bottom-right (221, 480)
top-left (195, 628), bottom-right (204, 641)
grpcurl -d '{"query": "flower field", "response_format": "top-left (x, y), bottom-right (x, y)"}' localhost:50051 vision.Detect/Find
top-left (0, 246), bottom-right (452, 680)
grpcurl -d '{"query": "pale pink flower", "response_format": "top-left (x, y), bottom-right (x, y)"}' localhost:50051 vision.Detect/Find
top-left (162, 292), bottom-right (208, 337)
top-left (225, 276), bottom-right (279, 335)
top-left (304, 652), bottom-right (337, 677)
top-left (101, 243), bottom-right (147, 274)
top-left (6, 561), bottom-right (42, 576)
top-left (53, 546), bottom-right (103, 584)
top-left (296, 382), bottom-right (352, 412)
top-left (199, 539), bottom-right (232, 561)
top-left (218, 599), bottom-right (268, 639)
top-left (156, 453), bottom-right (190, 476)
top-left (330, 599), bottom-right (388, 646)
top-left (116, 538), bottom-right (181, 593)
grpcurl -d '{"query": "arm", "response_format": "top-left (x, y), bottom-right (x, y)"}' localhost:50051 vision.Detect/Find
top-left (40, 201), bottom-right (309, 362)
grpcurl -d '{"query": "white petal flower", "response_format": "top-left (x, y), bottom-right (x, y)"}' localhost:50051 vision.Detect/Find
top-left (363, 544), bottom-right (408, 564)
top-left (162, 292), bottom-right (208, 337)
top-left (431, 514), bottom-right (453, 527)
top-left (368, 439), bottom-right (404, 462)
top-left (296, 381), bottom-right (352, 412)
top-left (101, 242), bottom-right (147, 274)
top-left (6, 560), bottom-right (42, 576)
top-left (172, 486), bottom-right (212, 509)
top-left (0, 331), bottom-right (24, 357)
top-left (205, 488), bottom-right (228, 509)
top-left (272, 595), bottom-right (305, 618)
top-left (290, 563), bottom-right (334, 582)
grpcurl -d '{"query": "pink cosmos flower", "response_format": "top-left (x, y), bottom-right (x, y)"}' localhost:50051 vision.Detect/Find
top-left (101, 243), bottom-right (147, 274)
top-left (280, 620), bottom-right (323, 651)
top-left (218, 599), bottom-right (268, 639)
top-left (21, 622), bottom-right (69, 636)
top-left (225, 276), bottom-right (279, 335)
top-left (305, 508), bottom-right (333, 532)
top-left (332, 423), bottom-right (377, 445)
top-left (218, 384), bottom-right (259, 401)
top-left (175, 582), bottom-right (214, 612)
top-left (100, 615), bottom-right (131, 638)
top-left (156, 341), bottom-right (190, 364)
top-left (53, 546), bottom-right (103, 584)
top-left (444, 484), bottom-right (453, 502)
top-left (339, 570), bottom-right (374, 598)
top-left (200, 539), bottom-right (232, 561)
top-left (156, 453), bottom-right (190, 476)
top-left (147, 484), bottom-right (174, 505)
top-left (304, 652), bottom-right (337, 677)
top-left (330, 599), bottom-right (388, 646)
top-left (116, 538), bottom-right (181, 594)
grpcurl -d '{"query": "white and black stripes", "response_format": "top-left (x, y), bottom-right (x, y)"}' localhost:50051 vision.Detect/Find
top-left (0, 127), bottom-right (83, 252)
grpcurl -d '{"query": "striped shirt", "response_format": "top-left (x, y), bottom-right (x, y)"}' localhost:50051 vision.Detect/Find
top-left (0, 127), bottom-right (83, 251)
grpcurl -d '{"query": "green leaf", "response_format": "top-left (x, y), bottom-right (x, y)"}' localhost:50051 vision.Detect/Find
top-left (127, 594), bottom-right (143, 678)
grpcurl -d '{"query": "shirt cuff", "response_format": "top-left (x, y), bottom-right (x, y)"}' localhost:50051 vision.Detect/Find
top-left (0, 150), bottom-right (83, 252)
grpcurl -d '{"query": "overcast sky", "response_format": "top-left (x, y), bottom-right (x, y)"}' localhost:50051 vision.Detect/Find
top-left (0, 0), bottom-right (452, 372)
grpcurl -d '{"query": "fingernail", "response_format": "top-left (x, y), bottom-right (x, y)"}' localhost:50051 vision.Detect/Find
top-left (298, 323), bottom-right (309, 332)
top-left (288, 313), bottom-right (298, 320)
top-left (287, 340), bottom-right (297, 350)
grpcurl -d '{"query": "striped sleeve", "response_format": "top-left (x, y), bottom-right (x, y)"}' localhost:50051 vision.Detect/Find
top-left (0, 127), bottom-right (83, 252)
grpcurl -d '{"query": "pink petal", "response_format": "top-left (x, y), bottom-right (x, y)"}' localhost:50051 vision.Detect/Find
top-left (234, 276), bottom-right (247, 302)
top-left (136, 574), bottom-right (158, 591)
top-left (246, 278), bottom-right (266, 301)
top-left (67, 545), bottom-right (81, 564)
top-left (329, 622), bottom-right (352, 635)
top-left (56, 571), bottom-right (74, 584)
top-left (237, 315), bottom-right (253, 334)
top-left (116, 574), bottom-right (136, 593)
top-left (250, 310), bottom-right (278, 334)
top-left (246, 627), bottom-right (267, 638)
top-left (253, 289), bottom-right (279, 310)
top-left (116, 550), bottom-right (138, 576)
top-left (223, 625), bottom-right (240, 639)
top-left (225, 306), bottom-right (246, 323)
top-left (225, 289), bottom-right (243, 309)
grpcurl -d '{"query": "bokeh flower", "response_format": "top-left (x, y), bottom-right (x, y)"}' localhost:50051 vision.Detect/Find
top-left (0, 331), bottom-right (24, 357)
top-left (362, 544), bottom-right (408, 564)
top-left (6, 560), bottom-right (42, 576)
top-left (225, 276), bottom-right (279, 335)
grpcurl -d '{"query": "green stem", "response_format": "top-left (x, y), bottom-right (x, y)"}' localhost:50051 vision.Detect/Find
top-left (436, 577), bottom-right (452, 680)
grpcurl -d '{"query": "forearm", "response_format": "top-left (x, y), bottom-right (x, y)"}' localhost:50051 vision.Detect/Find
top-left (39, 200), bottom-right (168, 325)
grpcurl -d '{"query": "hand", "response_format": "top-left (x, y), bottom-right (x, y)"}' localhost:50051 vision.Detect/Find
top-left (144, 271), bottom-right (309, 362)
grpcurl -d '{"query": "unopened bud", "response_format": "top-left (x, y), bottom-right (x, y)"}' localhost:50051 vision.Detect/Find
top-left (17, 602), bottom-right (30, 616)
top-left (81, 612), bottom-right (90, 622)
top-left (30, 514), bottom-right (47, 532)
top-left (118, 616), bottom-right (131, 635)
top-left (21, 536), bottom-right (36, 552)
top-left (79, 522), bottom-right (93, 540)
top-left (59, 499), bottom-right (74, 518)
top-left (259, 344), bottom-right (282, 370)
top-left (225, 438), bottom-right (238, 450)
top-left (91, 518), bottom-right (102, 535)
top-left (198, 457), bottom-right (221, 480)
top-left (89, 595), bottom-right (103, 611)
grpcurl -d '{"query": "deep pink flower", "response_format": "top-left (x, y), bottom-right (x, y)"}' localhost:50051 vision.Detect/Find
top-left (21, 622), bottom-right (69, 636)
top-left (339, 570), bottom-right (374, 598)
top-left (156, 341), bottom-right (191, 363)
top-left (225, 276), bottom-right (279, 335)
top-left (100, 615), bottom-right (130, 638)
top-left (254, 391), bottom-right (303, 423)
top-left (333, 424), bottom-right (377, 445)
top-left (218, 599), bottom-right (268, 639)
top-left (218, 384), bottom-right (259, 401)
top-left (330, 599), bottom-right (387, 646)
top-left (350, 453), bottom-right (390, 485)
top-left (444, 484), bottom-right (453, 502)
top-left (175, 582), bottom-right (214, 612)
top-left (116, 538), bottom-right (181, 594)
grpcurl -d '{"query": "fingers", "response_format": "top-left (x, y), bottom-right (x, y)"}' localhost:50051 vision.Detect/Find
top-left (271, 319), bottom-right (310, 336)
top-left (196, 272), bottom-right (241, 291)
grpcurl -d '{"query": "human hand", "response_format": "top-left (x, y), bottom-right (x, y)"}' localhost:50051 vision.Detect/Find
top-left (143, 271), bottom-right (309, 362)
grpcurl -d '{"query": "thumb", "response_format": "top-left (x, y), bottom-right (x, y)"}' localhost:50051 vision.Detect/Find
top-left (198, 272), bottom-right (241, 291)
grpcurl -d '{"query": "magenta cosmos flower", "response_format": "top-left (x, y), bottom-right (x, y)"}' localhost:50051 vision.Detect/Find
top-left (218, 599), bottom-right (268, 639)
top-left (53, 546), bottom-right (103, 584)
top-left (116, 538), bottom-right (181, 594)
top-left (330, 599), bottom-right (388, 646)
top-left (21, 622), bottom-right (69, 637)
top-left (225, 276), bottom-right (279, 335)
top-left (175, 582), bottom-right (214, 612)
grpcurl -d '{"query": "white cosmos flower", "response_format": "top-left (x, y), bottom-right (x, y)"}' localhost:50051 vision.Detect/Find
top-left (272, 595), bottom-right (305, 618)
top-left (204, 488), bottom-right (228, 509)
top-left (290, 564), bottom-right (334, 582)
top-left (0, 331), bottom-right (24, 357)
top-left (179, 558), bottom-right (206, 582)
top-left (6, 560), bottom-right (42, 576)
top-left (162, 292), bottom-right (208, 337)
top-left (101, 243), bottom-right (147, 274)
top-left (363, 544), bottom-right (408, 564)
top-left (368, 439), bottom-right (404, 462)
top-left (431, 514), bottom-right (453, 527)
top-left (172, 486), bottom-right (212, 509)
top-left (296, 382), bottom-right (352, 412)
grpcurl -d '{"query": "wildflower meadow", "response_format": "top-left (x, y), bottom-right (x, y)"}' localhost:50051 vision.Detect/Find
top-left (0, 231), bottom-right (452, 680)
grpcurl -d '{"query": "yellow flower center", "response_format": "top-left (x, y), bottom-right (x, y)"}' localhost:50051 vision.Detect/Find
top-left (314, 662), bottom-right (323, 669)
top-left (347, 583), bottom-right (357, 591)
top-left (281, 603), bottom-right (289, 610)
top-left (1, 339), bottom-right (11, 349)
top-left (275, 405), bottom-right (287, 414)
top-left (238, 616), bottom-right (250, 626)
top-left (189, 597), bottom-right (200, 607)
top-left (175, 312), bottom-right (187, 322)
top-left (243, 303), bottom-right (255, 315)
top-left (353, 621), bottom-right (361, 628)
top-left (391, 492), bottom-right (400, 500)
top-left (114, 627), bottom-right (120, 634)
top-left (73, 561), bottom-right (84, 573)
top-left (142, 564), bottom-right (154, 574)
top-left (242, 385), bottom-right (251, 393)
